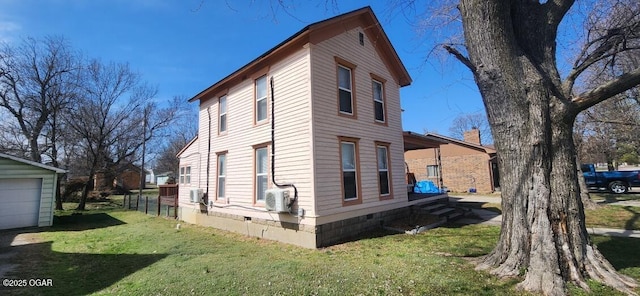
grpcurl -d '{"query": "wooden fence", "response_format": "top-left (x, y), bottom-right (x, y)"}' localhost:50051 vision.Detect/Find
top-left (124, 184), bottom-right (178, 218)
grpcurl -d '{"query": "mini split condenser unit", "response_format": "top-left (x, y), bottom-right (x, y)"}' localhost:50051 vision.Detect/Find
top-left (190, 189), bottom-right (204, 203)
top-left (265, 188), bottom-right (290, 213)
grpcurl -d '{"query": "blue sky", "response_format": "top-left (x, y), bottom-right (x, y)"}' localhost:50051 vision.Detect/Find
top-left (0, 0), bottom-right (485, 135)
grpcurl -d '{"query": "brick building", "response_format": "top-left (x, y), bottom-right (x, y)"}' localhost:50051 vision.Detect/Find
top-left (94, 163), bottom-right (143, 191)
top-left (404, 129), bottom-right (499, 193)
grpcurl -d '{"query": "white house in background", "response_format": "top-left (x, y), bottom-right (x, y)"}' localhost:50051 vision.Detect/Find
top-left (155, 171), bottom-right (175, 185)
top-left (177, 6), bottom-right (444, 248)
top-left (0, 153), bottom-right (66, 230)
top-left (146, 169), bottom-right (155, 184)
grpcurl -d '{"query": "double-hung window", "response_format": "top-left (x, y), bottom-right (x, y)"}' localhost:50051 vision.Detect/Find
top-left (217, 153), bottom-right (226, 201)
top-left (219, 95), bottom-right (227, 133)
top-left (339, 137), bottom-right (361, 205)
top-left (372, 80), bottom-right (385, 122)
top-left (180, 166), bottom-right (191, 184)
top-left (377, 145), bottom-right (391, 197)
top-left (255, 75), bottom-right (268, 123)
top-left (338, 65), bottom-right (353, 114)
top-left (255, 146), bottom-right (268, 202)
top-left (427, 165), bottom-right (440, 178)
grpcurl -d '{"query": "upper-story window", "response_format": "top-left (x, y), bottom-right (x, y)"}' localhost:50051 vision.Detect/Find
top-left (372, 80), bottom-right (385, 122)
top-left (219, 95), bottom-right (227, 133)
top-left (338, 65), bottom-right (353, 115)
top-left (255, 75), bottom-right (268, 123)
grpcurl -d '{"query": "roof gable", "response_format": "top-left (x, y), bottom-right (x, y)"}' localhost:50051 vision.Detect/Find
top-left (176, 136), bottom-right (199, 157)
top-left (190, 6), bottom-right (410, 103)
top-left (0, 153), bottom-right (66, 173)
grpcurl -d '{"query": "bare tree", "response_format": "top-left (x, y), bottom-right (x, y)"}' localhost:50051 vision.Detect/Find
top-left (437, 0), bottom-right (640, 294)
top-left (0, 36), bottom-right (82, 211)
top-left (66, 60), bottom-right (148, 210)
top-left (447, 112), bottom-right (493, 144)
top-left (66, 59), bottom-right (180, 210)
top-left (0, 36), bottom-right (80, 163)
top-left (577, 90), bottom-right (640, 169)
top-left (153, 100), bottom-right (197, 178)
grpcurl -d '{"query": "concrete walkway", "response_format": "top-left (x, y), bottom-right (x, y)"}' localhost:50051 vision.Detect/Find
top-left (449, 194), bottom-right (640, 239)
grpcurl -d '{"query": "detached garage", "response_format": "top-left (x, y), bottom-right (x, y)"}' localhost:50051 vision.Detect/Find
top-left (0, 153), bottom-right (65, 230)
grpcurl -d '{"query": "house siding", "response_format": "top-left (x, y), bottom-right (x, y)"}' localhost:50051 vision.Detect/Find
top-left (177, 7), bottom-right (423, 248)
top-left (0, 158), bottom-right (58, 227)
top-left (310, 26), bottom-right (407, 224)
top-left (177, 139), bottom-right (200, 223)
top-left (180, 46), bottom-right (315, 225)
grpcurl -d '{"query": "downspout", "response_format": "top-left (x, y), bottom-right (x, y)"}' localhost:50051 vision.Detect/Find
top-left (436, 147), bottom-right (444, 190)
top-left (203, 106), bottom-right (212, 213)
top-left (270, 77), bottom-right (298, 211)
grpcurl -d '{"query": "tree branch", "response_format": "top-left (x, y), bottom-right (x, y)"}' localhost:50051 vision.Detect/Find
top-left (545, 0), bottom-right (575, 30)
top-left (573, 66), bottom-right (640, 111)
top-left (443, 44), bottom-right (476, 73)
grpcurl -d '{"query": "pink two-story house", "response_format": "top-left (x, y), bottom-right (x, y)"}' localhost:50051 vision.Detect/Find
top-left (177, 6), bottom-right (443, 248)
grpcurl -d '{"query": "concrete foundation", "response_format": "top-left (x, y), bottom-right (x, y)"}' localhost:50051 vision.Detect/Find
top-left (178, 205), bottom-right (414, 248)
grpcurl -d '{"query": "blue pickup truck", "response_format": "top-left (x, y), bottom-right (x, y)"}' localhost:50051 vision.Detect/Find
top-left (581, 164), bottom-right (640, 194)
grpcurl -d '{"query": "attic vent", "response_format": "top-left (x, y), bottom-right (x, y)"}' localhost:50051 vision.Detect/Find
top-left (359, 32), bottom-right (364, 46)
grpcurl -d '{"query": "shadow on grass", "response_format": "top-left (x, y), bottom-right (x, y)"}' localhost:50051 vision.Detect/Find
top-left (1, 212), bottom-right (166, 295)
top-left (595, 236), bottom-right (640, 270)
top-left (1, 240), bottom-right (167, 296)
top-left (593, 191), bottom-right (640, 204)
top-left (51, 212), bottom-right (126, 232)
top-left (450, 200), bottom-right (503, 215)
top-left (623, 206), bottom-right (640, 232)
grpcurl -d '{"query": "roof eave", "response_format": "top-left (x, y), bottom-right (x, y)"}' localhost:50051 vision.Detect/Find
top-left (189, 6), bottom-right (412, 102)
top-left (425, 133), bottom-right (496, 153)
top-left (176, 136), bottom-right (199, 157)
top-left (0, 153), bottom-right (67, 173)
top-left (189, 27), bottom-right (313, 103)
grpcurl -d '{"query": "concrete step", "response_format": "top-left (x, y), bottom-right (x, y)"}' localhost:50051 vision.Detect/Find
top-left (429, 206), bottom-right (471, 223)
top-left (422, 203), bottom-right (446, 212)
top-left (446, 211), bottom-right (463, 221)
top-left (431, 207), bottom-right (455, 216)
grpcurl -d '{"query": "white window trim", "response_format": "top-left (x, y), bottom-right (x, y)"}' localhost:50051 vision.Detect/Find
top-left (217, 154), bottom-right (226, 200)
top-left (427, 165), bottom-right (440, 178)
top-left (255, 147), bottom-right (268, 202)
top-left (180, 166), bottom-right (191, 184)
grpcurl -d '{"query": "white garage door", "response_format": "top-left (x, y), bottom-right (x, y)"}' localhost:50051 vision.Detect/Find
top-left (0, 178), bottom-right (42, 230)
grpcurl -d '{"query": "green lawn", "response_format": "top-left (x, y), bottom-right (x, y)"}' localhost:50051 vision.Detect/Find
top-left (462, 192), bottom-right (640, 230)
top-left (1, 201), bottom-right (639, 295)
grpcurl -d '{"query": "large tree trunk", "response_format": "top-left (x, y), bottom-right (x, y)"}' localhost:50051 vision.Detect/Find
top-left (458, 0), bottom-right (637, 295)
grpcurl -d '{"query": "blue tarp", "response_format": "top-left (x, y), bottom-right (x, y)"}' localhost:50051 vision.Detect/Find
top-left (413, 180), bottom-right (442, 194)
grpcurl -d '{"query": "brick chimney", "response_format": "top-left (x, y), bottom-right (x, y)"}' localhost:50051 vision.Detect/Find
top-left (463, 128), bottom-right (481, 145)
